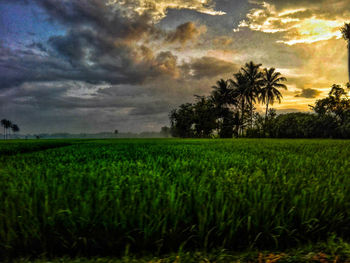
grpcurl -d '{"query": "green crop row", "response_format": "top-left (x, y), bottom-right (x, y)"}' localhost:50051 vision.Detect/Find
top-left (0, 139), bottom-right (349, 259)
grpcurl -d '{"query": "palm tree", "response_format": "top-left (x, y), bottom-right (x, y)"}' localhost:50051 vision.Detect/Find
top-left (211, 79), bottom-right (235, 109)
top-left (341, 23), bottom-right (350, 83)
top-left (5, 120), bottom-right (12, 139)
top-left (1, 119), bottom-right (7, 140)
top-left (11, 124), bottom-right (20, 138)
top-left (210, 79), bottom-right (237, 135)
top-left (260, 68), bottom-right (287, 121)
top-left (230, 72), bottom-right (249, 135)
top-left (240, 61), bottom-right (264, 128)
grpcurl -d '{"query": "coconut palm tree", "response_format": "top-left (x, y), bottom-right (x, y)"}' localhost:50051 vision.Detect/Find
top-left (240, 61), bottom-right (264, 128)
top-left (210, 79), bottom-right (238, 136)
top-left (5, 120), bottom-right (12, 139)
top-left (230, 72), bottom-right (249, 135)
top-left (341, 23), bottom-right (350, 83)
top-left (211, 79), bottom-right (235, 109)
top-left (260, 68), bottom-right (287, 121)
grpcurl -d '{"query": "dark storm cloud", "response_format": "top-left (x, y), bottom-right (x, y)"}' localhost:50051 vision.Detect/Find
top-left (295, 88), bottom-right (321, 98)
top-left (184, 57), bottom-right (239, 79)
top-left (2, 0), bottom-right (211, 91)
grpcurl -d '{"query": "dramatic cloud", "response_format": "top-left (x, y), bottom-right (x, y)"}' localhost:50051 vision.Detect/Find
top-left (108, 0), bottom-right (226, 22)
top-left (166, 22), bottom-right (207, 44)
top-left (1, 0), bottom-right (348, 133)
top-left (235, 1), bottom-right (349, 45)
top-left (295, 88), bottom-right (321, 98)
top-left (184, 57), bottom-right (239, 79)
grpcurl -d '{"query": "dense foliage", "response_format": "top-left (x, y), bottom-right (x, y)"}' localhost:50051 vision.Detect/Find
top-left (169, 61), bottom-right (287, 138)
top-left (1, 139), bottom-right (350, 259)
top-left (265, 84), bottom-right (350, 139)
top-left (169, 62), bottom-right (350, 138)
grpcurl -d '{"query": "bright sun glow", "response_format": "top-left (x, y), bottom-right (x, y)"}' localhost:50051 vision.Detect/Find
top-left (282, 18), bottom-right (344, 45)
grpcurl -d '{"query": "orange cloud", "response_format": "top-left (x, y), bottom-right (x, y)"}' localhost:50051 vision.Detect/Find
top-left (166, 22), bottom-right (207, 45)
top-left (235, 2), bottom-right (348, 45)
top-left (108, 0), bottom-right (225, 22)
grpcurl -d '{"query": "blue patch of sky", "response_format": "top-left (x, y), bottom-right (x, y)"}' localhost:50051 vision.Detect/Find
top-left (0, 1), bottom-right (65, 48)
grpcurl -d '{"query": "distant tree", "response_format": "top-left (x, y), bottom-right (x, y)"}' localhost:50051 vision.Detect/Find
top-left (260, 68), bottom-right (287, 122)
top-left (5, 120), bottom-right (12, 139)
top-left (230, 72), bottom-right (250, 135)
top-left (1, 119), bottom-right (12, 140)
top-left (168, 62), bottom-right (291, 139)
top-left (270, 113), bottom-right (317, 138)
top-left (240, 61), bottom-right (264, 128)
top-left (341, 23), bottom-right (350, 82)
top-left (210, 79), bottom-right (237, 137)
top-left (169, 103), bottom-right (195, 138)
top-left (160, 126), bottom-right (171, 137)
top-left (193, 96), bottom-right (217, 138)
top-left (311, 84), bottom-right (350, 124)
top-left (211, 79), bottom-right (235, 109)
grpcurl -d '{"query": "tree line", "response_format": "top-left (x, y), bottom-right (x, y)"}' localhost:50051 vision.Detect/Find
top-left (169, 62), bottom-right (350, 139)
top-left (251, 83), bottom-right (350, 138)
top-left (169, 61), bottom-right (287, 138)
top-left (1, 119), bottom-right (20, 140)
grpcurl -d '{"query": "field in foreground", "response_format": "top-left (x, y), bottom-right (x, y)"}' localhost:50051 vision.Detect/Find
top-left (1, 139), bottom-right (350, 261)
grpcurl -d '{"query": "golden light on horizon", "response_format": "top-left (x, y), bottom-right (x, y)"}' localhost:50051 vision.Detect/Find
top-left (281, 18), bottom-right (344, 45)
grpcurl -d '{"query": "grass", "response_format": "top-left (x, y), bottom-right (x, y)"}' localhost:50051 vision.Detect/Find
top-left (0, 139), bottom-right (350, 261)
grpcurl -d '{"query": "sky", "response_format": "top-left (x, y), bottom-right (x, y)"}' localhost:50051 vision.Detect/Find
top-left (0, 0), bottom-right (349, 134)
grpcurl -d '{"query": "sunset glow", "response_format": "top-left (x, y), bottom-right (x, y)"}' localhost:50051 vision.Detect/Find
top-left (0, 0), bottom-right (349, 133)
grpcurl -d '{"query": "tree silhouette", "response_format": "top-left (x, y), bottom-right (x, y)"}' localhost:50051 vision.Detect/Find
top-left (168, 61), bottom-right (291, 138)
top-left (341, 23), bottom-right (350, 83)
top-left (211, 79), bottom-right (235, 109)
top-left (260, 68), bottom-right (287, 121)
top-left (230, 72), bottom-right (249, 135)
top-left (1, 119), bottom-right (13, 140)
top-left (210, 79), bottom-right (237, 137)
top-left (169, 103), bottom-right (195, 138)
top-left (5, 120), bottom-right (12, 139)
top-left (193, 96), bottom-right (217, 138)
top-left (311, 84), bottom-right (350, 124)
top-left (240, 61), bottom-right (264, 128)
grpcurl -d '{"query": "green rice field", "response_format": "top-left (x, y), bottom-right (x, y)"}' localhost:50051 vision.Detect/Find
top-left (1, 139), bottom-right (350, 260)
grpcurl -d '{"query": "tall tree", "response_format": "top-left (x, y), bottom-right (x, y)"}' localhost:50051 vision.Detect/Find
top-left (260, 68), bottom-right (287, 121)
top-left (5, 120), bottom-right (12, 139)
top-left (240, 61), bottom-right (264, 128)
top-left (341, 23), bottom-right (350, 83)
top-left (312, 84), bottom-right (350, 124)
top-left (169, 103), bottom-right (195, 138)
top-left (211, 79), bottom-right (235, 109)
top-left (230, 72), bottom-right (249, 135)
top-left (210, 79), bottom-right (237, 137)
top-left (193, 96), bottom-right (217, 138)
